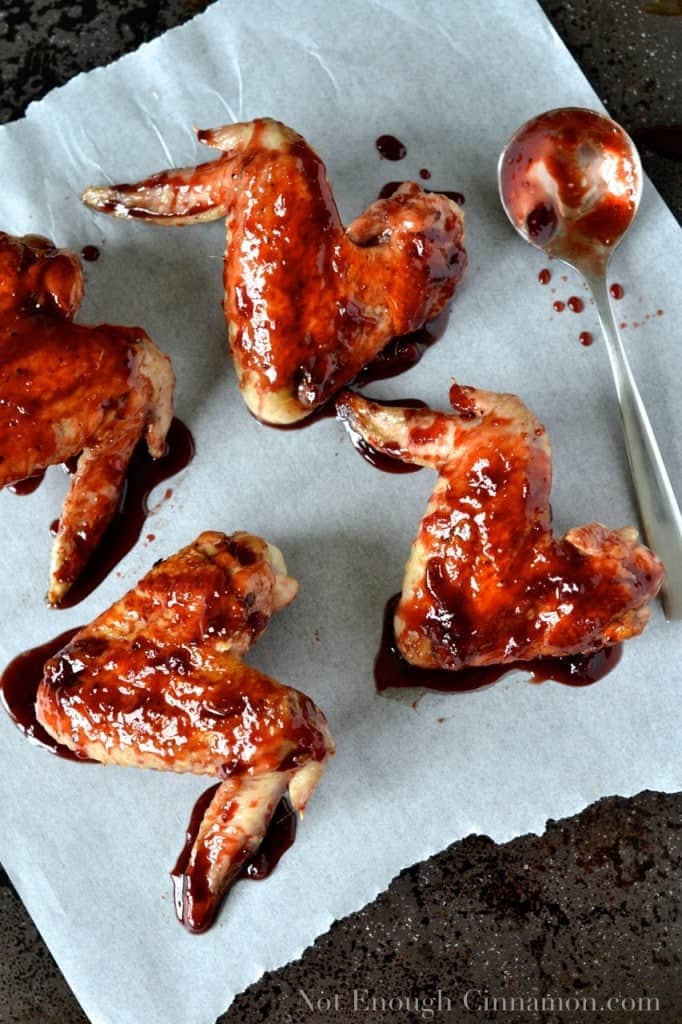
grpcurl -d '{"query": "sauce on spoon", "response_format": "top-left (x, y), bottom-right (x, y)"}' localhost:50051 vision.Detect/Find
top-left (499, 107), bottom-right (640, 269)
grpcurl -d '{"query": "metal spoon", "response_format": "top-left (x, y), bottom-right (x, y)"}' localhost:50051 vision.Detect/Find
top-left (498, 106), bottom-right (682, 620)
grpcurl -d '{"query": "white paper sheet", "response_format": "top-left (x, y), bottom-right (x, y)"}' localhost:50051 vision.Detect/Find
top-left (0, 1), bottom-right (680, 1022)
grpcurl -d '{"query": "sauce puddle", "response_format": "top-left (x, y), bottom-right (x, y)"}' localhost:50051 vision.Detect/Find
top-left (378, 181), bottom-right (465, 206)
top-left (0, 627), bottom-right (93, 762)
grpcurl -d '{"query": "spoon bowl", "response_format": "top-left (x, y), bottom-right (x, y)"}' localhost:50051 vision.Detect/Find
top-left (498, 106), bottom-right (682, 619)
top-left (498, 107), bottom-right (642, 273)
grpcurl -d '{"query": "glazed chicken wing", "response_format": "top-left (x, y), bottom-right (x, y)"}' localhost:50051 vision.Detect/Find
top-left (337, 387), bottom-right (663, 668)
top-left (0, 232), bottom-right (174, 604)
top-left (36, 531), bottom-right (334, 931)
top-left (82, 118), bottom-right (466, 424)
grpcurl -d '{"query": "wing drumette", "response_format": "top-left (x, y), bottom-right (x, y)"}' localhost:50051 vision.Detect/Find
top-left (337, 387), bottom-right (663, 669)
top-left (82, 118), bottom-right (466, 424)
top-left (36, 531), bottom-right (334, 931)
top-left (0, 232), bottom-right (174, 604)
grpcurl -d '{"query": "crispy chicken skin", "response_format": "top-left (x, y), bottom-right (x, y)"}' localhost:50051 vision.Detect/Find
top-left (337, 386), bottom-right (663, 669)
top-left (36, 531), bottom-right (334, 931)
top-left (0, 232), bottom-right (174, 604)
top-left (82, 118), bottom-right (466, 424)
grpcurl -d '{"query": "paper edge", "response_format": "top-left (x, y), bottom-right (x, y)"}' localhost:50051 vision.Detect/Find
top-left (11, 4), bottom-right (216, 132)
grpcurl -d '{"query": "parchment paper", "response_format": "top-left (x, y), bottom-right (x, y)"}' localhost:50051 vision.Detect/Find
top-left (0, 2), bottom-right (680, 1022)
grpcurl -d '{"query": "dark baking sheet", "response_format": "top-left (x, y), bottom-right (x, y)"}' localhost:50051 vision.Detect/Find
top-left (0, 2), bottom-right (679, 1022)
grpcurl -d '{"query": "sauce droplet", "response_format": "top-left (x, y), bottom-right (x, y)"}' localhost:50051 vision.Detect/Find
top-left (610, 282), bottom-right (625, 299)
top-left (375, 135), bottom-right (407, 161)
top-left (81, 245), bottom-right (100, 262)
top-left (553, 300), bottom-right (565, 312)
top-left (55, 418), bottom-right (195, 608)
top-left (0, 627), bottom-right (95, 762)
top-left (579, 331), bottom-right (594, 346)
top-left (375, 594), bottom-right (622, 693)
top-left (419, 168), bottom-right (431, 180)
top-left (538, 268), bottom-right (552, 285)
top-left (567, 296), bottom-right (584, 313)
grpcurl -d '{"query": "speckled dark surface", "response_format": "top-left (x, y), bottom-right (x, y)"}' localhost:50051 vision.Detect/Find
top-left (0, 3), bottom-right (680, 1023)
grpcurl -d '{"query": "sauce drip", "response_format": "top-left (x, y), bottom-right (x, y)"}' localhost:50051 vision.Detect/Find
top-left (81, 245), bottom-right (100, 262)
top-left (0, 627), bottom-right (95, 762)
top-left (610, 282), bottom-right (625, 299)
top-left (567, 296), bottom-right (584, 312)
top-left (171, 788), bottom-right (297, 932)
top-left (241, 797), bottom-right (297, 879)
top-left (375, 594), bottom-right (622, 693)
top-left (379, 181), bottom-right (465, 206)
top-left (342, 398), bottom-right (427, 473)
top-left (538, 268), bottom-right (552, 285)
top-left (55, 417), bottom-right (195, 608)
top-left (579, 331), bottom-right (594, 346)
top-left (375, 135), bottom-right (407, 161)
top-left (9, 469), bottom-right (46, 495)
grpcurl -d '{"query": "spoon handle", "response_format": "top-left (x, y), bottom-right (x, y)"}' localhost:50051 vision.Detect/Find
top-left (585, 272), bottom-right (682, 620)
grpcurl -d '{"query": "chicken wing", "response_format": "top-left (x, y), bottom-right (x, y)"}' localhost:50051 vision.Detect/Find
top-left (337, 387), bottom-right (663, 668)
top-left (0, 232), bottom-right (174, 604)
top-left (82, 118), bottom-right (466, 424)
top-left (36, 531), bottom-right (334, 931)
